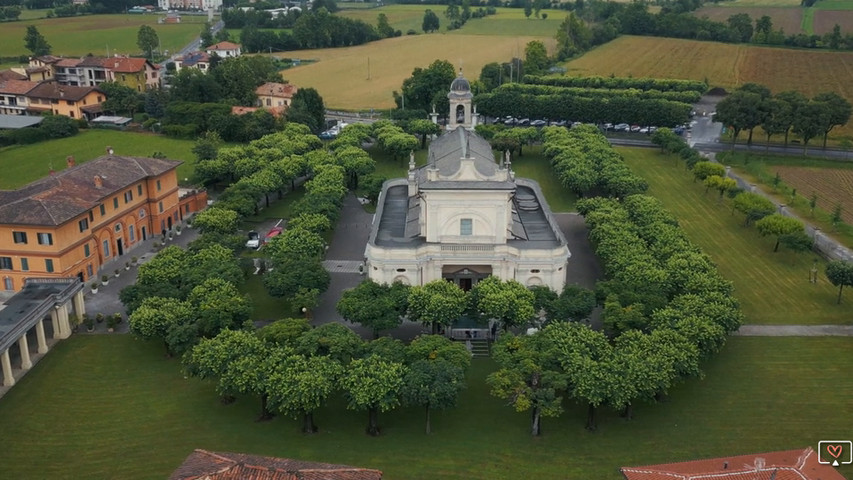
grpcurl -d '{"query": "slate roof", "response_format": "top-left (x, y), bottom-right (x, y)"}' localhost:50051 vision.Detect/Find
top-left (0, 155), bottom-right (180, 226)
top-left (415, 127), bottom-right (510, 191)
top-left (25, 82), bottom-right (102, 102)
top-left (0, 79), bottom-right (38, 95)
top-left (170, 450), bottom-right (383, 480)
top-left (621, 448), bottom-right (846, 480)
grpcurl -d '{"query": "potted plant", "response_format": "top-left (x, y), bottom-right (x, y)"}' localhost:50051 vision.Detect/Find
top-left (101, 274), bottom-right (109, 286)
top-left (90, 282), bottom-right (99, 294)
top-left (114, 268), bottom-right (120, 278)
top-left (106, 313), bottom-right (121, 332)
top-left (83, 314), bottom-right (95, 332)
top-left (168, 232), bottom-right (174, 241)
top-left (96, 313), bottom-right (105, 324)
top-left (176, 225), bottom-right (182, 236)
top-left (125, 261), bottom-right (130, 271)
top-left (131, 256), bottom-right (138, 266)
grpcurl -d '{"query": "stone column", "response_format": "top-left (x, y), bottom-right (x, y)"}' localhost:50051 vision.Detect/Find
top-left (50, 309), bottom-right (60, 339)
top-left (72, 291), bottom-right (86, 322)
top-left (18, 335), bottom-right (32, 370)
top-left (35, 319), bottom-right (48, 354)
top-left (1, 349), bottom-right (14, 387)
top-left (57, 304), bottom-right (71, 339)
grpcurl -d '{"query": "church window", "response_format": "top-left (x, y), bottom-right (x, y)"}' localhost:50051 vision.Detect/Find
top-left (460, 219), bottom-right (472, 236)
top-left (396, 268), bottom-right (406, 272)
top-left (530, 269), bottom-right (540, 273)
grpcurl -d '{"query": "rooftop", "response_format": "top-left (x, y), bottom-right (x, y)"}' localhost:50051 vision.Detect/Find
top-left (0, 154), bottom-right (180, 226)
top-left (0, 278), bottom-right (82, 354)
top-left (26, 81), bottom-right (102, 102)
top-left (179, 52), bottom-right (210, 67)
top-left (621, 448), bottom-right (847, 480)
top-left (170, 449), bottom-right (383, 480)
top-left (0, 79), bottom-right (38, 96)
top-left (256, 82), bottom-right (297, 99)
top-left (0, 70), bottom-right (27, 81)
top-left (107, 57), bottom-right (156, 73)
top-left (0, 114), bottom-right (43, 130)
top-left (207, 41), bottom-right (241, 51)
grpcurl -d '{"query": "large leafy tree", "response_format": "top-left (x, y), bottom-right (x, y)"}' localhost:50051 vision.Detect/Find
top-left (792, 101), bottom-right (828, 154)
top-left (187, 277), bottom-right (253, 338)
top-left (137, 25), bottom-right (159, 59)
top-left (523, 40), bottom-right (550, 76)
top-left (549, 284), bottom-right (597, 323)
top-left (407, 280), bottom-right (468, 334)
top-left (267, 354), bottom-right (343, 433)
top-left (422, 9), bottom-right (440, 33)
top-left (257, 318), bottom-right (312, 346)
top-left (183, 329), bottom-right (266, 404)
top-left (488, 332), bottom-right (566, 436)
top-left (470, 276), bottom-right (535, 331)
top-left (732, 192), bottom-right (775, 226)
top-left (406, 334), bottom-right (471, 371)
top-left (825, 260), bottom-right (853, 304)
top-left (288, 87), bottom-right (326, 133)
top-left (294, 323), bottom-right (365, 364)
top-left (341, 354), bottom-right (406, 436)
top-left (337, 280), bottom-right (409, 338)
top-left (192, 207), bottom-right (239, 235)
top-left (395, 59), bottom-right (456, 114)
top-left (754, 214), bottom-right (805, 252)
top-left (128, 297), bottom-right (194, 356)
top-left (715, 89), bottom-right (767, 148)
top-left (219, 343), bottom-right (286, 420)
top-left (263, 257), bottom-right (330, 300)
top-left (404, 119), bottom-right (442, 150)
top-left (24, 25), bottom-right (51, 56)
top-left (813, 92), bottom-right (852, 149)
top-left (402, 359), bottom-right (465, 434)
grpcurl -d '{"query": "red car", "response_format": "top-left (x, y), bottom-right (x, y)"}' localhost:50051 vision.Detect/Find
top-left (263, 226), bottom-right (283, 245)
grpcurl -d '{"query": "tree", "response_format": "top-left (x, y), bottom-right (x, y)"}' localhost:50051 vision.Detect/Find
top-left (422, 9), bottom-right (440, 33)
top-left (775, 91), bottom-right (807, 146)
top-left (470, 276), bottom-right (535, 331)
top-left (479, 62), bottom-right (503, 92)
top-left (192, 207), bottom-right (239, 235)
top-left (99, 82), bottom-right (142, 117)
top-left (755, 214), bottom-right (805, 252)
top-left (715, 90), bottom-right (766, 149)
top-left (263, 257), bottom-right (329, 299)
top-left (24, 25), bottom-right (51, 56)
top-left (137, 25), bottom-right (159, 59)
top-left (340, 355), bottom-right (405, 436)
top-left (200, 21), bottom-right (214, 48)
top-left (555, 13), bottom-right (592, 61)
top-left (377, 13), bottom-right (395, 38)
top-left (405, 119), bottom-right (441, 149)
top-left (266, 228), bottom-right (326, 262)
top-left (337, 280), bottom-right (408, 338)
top-left (524, 0), bottom-right (532, 18)
top-left (523, 40), bottom-right (550, 76)
top-left (487, 332), bottom-right (567, 436)
top-left (183, 329), bottom-right (266, 404)
top-left (288, 88), bottom-right (326, 133)
top-left (395, 60), bottom-right (456, 114)
top-left (407, 280), bottom-right (468, 334)
top-left (218, 343), bottom-right (284, 420)
top-left (703, 175), bottom-right (737, 202)
top-left (755, 15), bottom-right (773, 42)
top-left (402, 359), bottom-right (465, 434)
top-left (287, 213), bottom-right (332, 235)
top-left (825, 260), bottom-right (853, 304)
top-left (257, 318), bottom-right (311, 346)
top-left (792, 101), bottom-right (828, 154)
top-left (549, 284), bottom-right (596, 322)
top-left (732, 192), bottom-right (775, 225)
top-left (187, 277), bottom-right (253, 338)
top-left (727, 13), bottom-right (754, 43)
top-left (813, 92), bottom-right (852, 149)
top-left (831, 203), bottom-right (843, 230)
top-left (128, 297), bottom-right (194, 356)
top-left (295, 323), bottom-right (365, 364)
top-left (406, 334), bottom-right (472, 371)
top-left (267, 354), bottom-right (343, 433)
top-left (192, 130), bottom-right (222, 162)
top-left (692, 161), bottom-right (726, 182)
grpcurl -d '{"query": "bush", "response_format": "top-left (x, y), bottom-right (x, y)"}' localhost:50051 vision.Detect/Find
top-left (162, 124), bottom-right (198, 138)
top-left (406, 29), bottom-right (417, 35)
top-left (40, 114), bottom-right (79, 139)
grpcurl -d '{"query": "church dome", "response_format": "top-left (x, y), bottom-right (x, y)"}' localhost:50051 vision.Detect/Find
top-left (448, 71), bottom-right (473, 100)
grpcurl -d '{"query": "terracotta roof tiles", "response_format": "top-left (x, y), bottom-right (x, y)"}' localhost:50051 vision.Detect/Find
top-left (0, 79), bottom-right (38, 95)
top-left (207, 41), bottom-right (241, 50)
top-left (170, 450), bottom-right (383, 480)
top-left (0, 70), bottom-right (28, 81)
top-left (108, 57), bottom-right (156, 73)
top-left (25, 81), bottom-right (102, 102)
top-left (256, 82), bottom-right (296, 99)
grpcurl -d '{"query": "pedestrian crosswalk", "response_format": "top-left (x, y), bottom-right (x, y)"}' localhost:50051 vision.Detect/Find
top-left (322, 260), bottom-right (364, 274)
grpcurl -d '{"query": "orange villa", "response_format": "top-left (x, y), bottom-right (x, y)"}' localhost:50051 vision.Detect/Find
top-left (0, 152), bottom-right (207, 291)
top-left (25, 82), bottom-right (105, 120)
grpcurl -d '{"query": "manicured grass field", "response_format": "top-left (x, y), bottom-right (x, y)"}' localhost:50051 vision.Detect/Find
top-left (565, 36), bottom-right (853, 138)
top-left (0, 14), bottom-right (206, 58)
top-left (0, 335), bottom-right (849, 479)
top-left (281, 34), bottom-right (555, 109)
top-left (0, 129), bottom-right (198, 189)
top-left (693, 6), bottom-right (803, 34)
top-left (618, 147), bottom-right (851, 325)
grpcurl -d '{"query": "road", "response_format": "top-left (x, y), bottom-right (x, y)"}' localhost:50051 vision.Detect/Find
top-left (168, 19), bottom-right (224, 63)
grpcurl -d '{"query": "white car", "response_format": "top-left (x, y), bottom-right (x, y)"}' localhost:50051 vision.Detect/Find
top-left (245, 231), bottom-right (260, 249)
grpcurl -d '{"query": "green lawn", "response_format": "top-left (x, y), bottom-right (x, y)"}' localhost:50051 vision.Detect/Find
top-left (0, 14), bottom-right (205, 58)
top-left (619, 147), bottom-right (851, 325)
top-left (802, 5), bottom-right (815, 34)
top-left (0, 129), bottom-right (198, 189)
top-left (815, 0), bottom-right (853, 9)
top-left (239, 273), bottom-right (293, 321)
top-left (0, 335), bottom-right (849, 479)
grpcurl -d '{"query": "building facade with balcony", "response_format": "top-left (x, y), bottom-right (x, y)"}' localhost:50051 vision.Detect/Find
top-left (0, 153), bottom-right (199, 292)
top-left (365, 74), bottom-right (570, 292)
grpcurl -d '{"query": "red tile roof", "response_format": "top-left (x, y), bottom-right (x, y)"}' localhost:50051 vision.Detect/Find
top-left (207, 41), bottom-right (241, 51)
top-left (0, 79), bottom-right (38, 95)
top-left (256, 82), bottom-right (297, 99)
top-left (55, 58), bottom-right (81, 67)
top-left (621, 448), bottom-right (847, 480)
top-left (25, 81), bottom-right (102, 102)
top-left (170, 450), bottom-right (383, 480)
top-left (0, 154), bottom-right (180, 226)
top-left (107, 57), bottom-right (157, 73)
top-left (0, 70), bottom-right (27, 81)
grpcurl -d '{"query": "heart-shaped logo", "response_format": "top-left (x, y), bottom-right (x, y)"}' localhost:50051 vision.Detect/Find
top-left (828, 444), bottom-right (843, 459)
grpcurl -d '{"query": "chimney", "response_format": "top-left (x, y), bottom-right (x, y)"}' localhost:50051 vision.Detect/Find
top-left (66, 155), bottom-right (75, 168)
top-left (94, 175), bottom-right (103, 188)
top-left (106, 146), bottom-right (114, 155)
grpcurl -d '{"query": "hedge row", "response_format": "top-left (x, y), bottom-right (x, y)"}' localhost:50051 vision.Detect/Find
top-left (524, 74), bottom-right (708, 94)
top-left (496, 82), bottom-right (702, 104)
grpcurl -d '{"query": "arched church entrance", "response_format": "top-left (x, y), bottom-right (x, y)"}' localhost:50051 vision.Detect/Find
top-left (442, 265), bottom-right (492, 291)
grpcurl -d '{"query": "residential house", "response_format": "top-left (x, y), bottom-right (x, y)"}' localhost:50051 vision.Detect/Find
top-left (77, 56), bottom-right (112, 87)
top-left (255, 82), bottom-right (296, 111)
top-left (620, 447), bottom-right (846, 480)
top-left (53, 58), bottom-right (87, 87)
top-left (170, 449), bottom-right (383, 480)
top-left (0, 153), bottom-right (207, 292)
top-left (174, 52), bottom-right (210, 73)
top-left (0, 80), bottom-right (37, 115)
top-left (158, 0), bottom-right (222, 11)
top-left (107, 57), bottom-right (160, 91)
top-left (0, 70), bottom-right (27, 82)
top-left (25, 82), bottom-right (105, 120)
top-left (25, 56), bottom-right (62, 82)
top-left (205, 41), bottom-right (241, 58)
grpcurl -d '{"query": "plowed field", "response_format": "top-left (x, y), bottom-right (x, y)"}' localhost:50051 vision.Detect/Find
top-left (771, 165), bottom-right (853, 223)
top-left (813, 10), bottom-right (853, 35)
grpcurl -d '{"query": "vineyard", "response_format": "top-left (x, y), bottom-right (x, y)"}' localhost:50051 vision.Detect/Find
top-left (771, 165), bottom-right (853, 224)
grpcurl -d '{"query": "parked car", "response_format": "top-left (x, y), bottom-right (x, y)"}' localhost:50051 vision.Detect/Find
top-left (603, 123), bottom-right (613, 130)
top-left (517, 118), bottom-right (530, 126)
top-left (530, 119), bottom-right (547, 127)
top-left (673, 126), bottom-right (685, 135)
top-left (264, 226), bottom-right (283, 245)
top-left (549, 120), bottom-right (567, 127)
top-left (639, 127), bottom-right (650, 134)
top-left (614, 123), bottom-right (630, 132)
top-left (318, 131), bottom-right (336, 140)
top-left (245, 231), bottom-right (260, 249)
top-left (504, 117), bottom-right (518, 126)
top-left (630, 125), bottom-right (641, 132)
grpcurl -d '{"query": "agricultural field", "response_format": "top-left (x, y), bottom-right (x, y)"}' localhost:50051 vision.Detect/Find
top-left (770, 165), bottom-right (853, 224)
top-left (565, 36), bottom-right (853, 138)
top-left (0, 129), bottom-right (198, 189)
top-left (815, 0), bottom-right (853, 10)
top-left (813, 10), bottom-right (853, 34)
top-left (711, 0), bottom-right (801, 6)
top-left (693, 6), bottom-right (804, 34)
top-left (337, 4), bottom-right (438, 34)
top-left (619, 147), bottom-right (851, 325)
top-left (0, 335), bottom-right (850, 479)
top-left (281, 34), bottom-right (556, 110)
top-left (0, 14), bottom-right (206, 58)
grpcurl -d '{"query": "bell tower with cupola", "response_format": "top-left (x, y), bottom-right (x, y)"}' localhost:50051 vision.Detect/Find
top-left (447, 70), bottom-right (476, 131)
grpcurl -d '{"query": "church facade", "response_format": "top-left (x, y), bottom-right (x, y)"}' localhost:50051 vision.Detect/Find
top-left (364, 73), bottom-right (570, 291)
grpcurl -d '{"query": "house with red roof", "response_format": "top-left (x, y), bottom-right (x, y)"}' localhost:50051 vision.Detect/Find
top-left (206, 41), bottom-right (241, 58)
top-left (621, 447), bottom-right (846, 480)
top-left (0, 80), bottom-right (38, 115)
top-left (170, 449), bottom-right (383, 480)
top-left (105, 56), bottom-right (160, 91)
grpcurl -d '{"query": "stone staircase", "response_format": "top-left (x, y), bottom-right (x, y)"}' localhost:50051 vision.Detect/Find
top-left (469, 339), bottom-right (490, 357)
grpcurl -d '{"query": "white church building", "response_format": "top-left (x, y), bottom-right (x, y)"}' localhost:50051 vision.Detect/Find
top-left (364, 72), bottom-right (570, 292)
